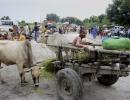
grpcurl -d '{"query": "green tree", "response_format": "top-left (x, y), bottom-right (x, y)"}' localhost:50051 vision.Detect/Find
top-left (46, 13), bottom-right (60, 22)
top-left (106, 0), bottom-right (130, 25)
top-left (1, 16), bottom-right (11, 20)
top-left (98, 14), bottom-right (106, 23)
top-left (18, 20), bottom-right (26, 27)
top-left (83, 15), bottom-right (110, 28)
top-left (60, 17), bottom-right (83, 25)
top-left (89, 16), bottom-right (99, 22)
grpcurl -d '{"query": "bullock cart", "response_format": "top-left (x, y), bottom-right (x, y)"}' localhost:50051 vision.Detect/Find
top-left (47, 43), bottom-right (130, 100)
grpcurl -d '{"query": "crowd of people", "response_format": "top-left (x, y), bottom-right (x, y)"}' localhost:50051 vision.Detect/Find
top-left (0, 26), bottom-right (27, 41)
top-left (0, 21), bottom-right (82, 42)
top-left (0, 22), bottom-right (40, 41)
top-left (88, 25), bottom-right (130, 39)
top-left (1, 21), bottom-right (130, 45)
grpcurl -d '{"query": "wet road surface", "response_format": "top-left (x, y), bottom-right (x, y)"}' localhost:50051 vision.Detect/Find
top-left (0, 65), bottom-right (130, 100)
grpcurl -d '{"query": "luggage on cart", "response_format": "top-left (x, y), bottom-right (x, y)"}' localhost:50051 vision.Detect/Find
top-left (102, 37), bottom-right (130, 50)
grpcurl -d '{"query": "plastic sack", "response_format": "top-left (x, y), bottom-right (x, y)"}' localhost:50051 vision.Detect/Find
top-left (102, 37), bottom-right (130, 50)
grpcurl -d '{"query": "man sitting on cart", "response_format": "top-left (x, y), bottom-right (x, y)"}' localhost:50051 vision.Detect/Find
top-left (73, 28), bottom-right (90, 48)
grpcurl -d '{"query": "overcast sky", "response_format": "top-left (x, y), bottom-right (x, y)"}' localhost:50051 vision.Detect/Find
top-left (0, 0), bottom-right (112, 22)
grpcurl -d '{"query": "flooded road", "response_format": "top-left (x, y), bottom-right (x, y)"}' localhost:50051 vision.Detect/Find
top-left (0, 33), bottom-right (130, 100)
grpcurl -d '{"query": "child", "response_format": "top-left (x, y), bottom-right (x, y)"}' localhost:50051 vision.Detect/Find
top-left (19, 33), bottom-right (26, 41)
top-left (13, 33), bottom-right (20, 41)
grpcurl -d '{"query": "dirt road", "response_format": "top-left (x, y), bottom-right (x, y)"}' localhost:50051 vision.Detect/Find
top-left (0, 65), bottom-right (130, 100)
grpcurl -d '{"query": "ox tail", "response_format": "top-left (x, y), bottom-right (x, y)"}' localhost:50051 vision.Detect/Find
top-left (24, 40), bottom-right (34, 68)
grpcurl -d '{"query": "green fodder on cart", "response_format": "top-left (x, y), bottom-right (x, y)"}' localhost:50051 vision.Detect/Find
top-left (75, 51), bottom-right (91, 63)
top-left (39, 58), bottom-right (56, 80)
top-left (40, 58), bottom-right (56, 72)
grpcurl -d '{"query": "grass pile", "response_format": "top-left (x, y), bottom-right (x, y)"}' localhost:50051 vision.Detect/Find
top-left (39, 58), bottom-right (56, 80)
top-left (39, 52), bottom-right (91, 80)
top-left (75, 51), bottom-right (90, 63)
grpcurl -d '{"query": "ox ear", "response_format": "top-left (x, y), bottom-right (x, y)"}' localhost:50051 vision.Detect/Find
top-left (25, 66), bottom-right (42, 73)
top-left (31, 66), bottom-right (40, 71)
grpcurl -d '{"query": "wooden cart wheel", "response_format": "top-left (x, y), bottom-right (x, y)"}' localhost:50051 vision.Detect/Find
top-left (56, 68), bottom-right (83, 100)
top-left (97, 75), bottom-right (119, 86)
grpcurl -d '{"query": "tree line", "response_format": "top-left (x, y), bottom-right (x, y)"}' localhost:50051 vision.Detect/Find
top-left (46, 0), bottom-right (130, 27)
top-left (107, 0), bottom-right (130, 26)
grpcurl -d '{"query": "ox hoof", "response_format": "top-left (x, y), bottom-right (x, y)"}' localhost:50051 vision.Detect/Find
top-left (21, 81), bottom-right (28, 86)
top-left (1, 80), bottom-right (6, 84)
top-left (0, 66), bottom-right (3, 69)
top-left (35, 83), bottom-right (39, 88)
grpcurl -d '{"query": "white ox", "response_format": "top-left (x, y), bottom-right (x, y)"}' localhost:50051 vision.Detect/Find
top-left (47, 33), bottom-right (69, 45)
top-left (40, 32), bottom-right (70, 58)
top-left (0, 40), bottom-right (40, 87)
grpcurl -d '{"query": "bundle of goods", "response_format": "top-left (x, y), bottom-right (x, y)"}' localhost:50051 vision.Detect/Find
top-left (102, 37), bottom-right (130, 50)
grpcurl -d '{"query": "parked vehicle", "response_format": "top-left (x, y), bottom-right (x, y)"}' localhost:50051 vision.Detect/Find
top-left (0, 20), bottom-right (14, 33)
